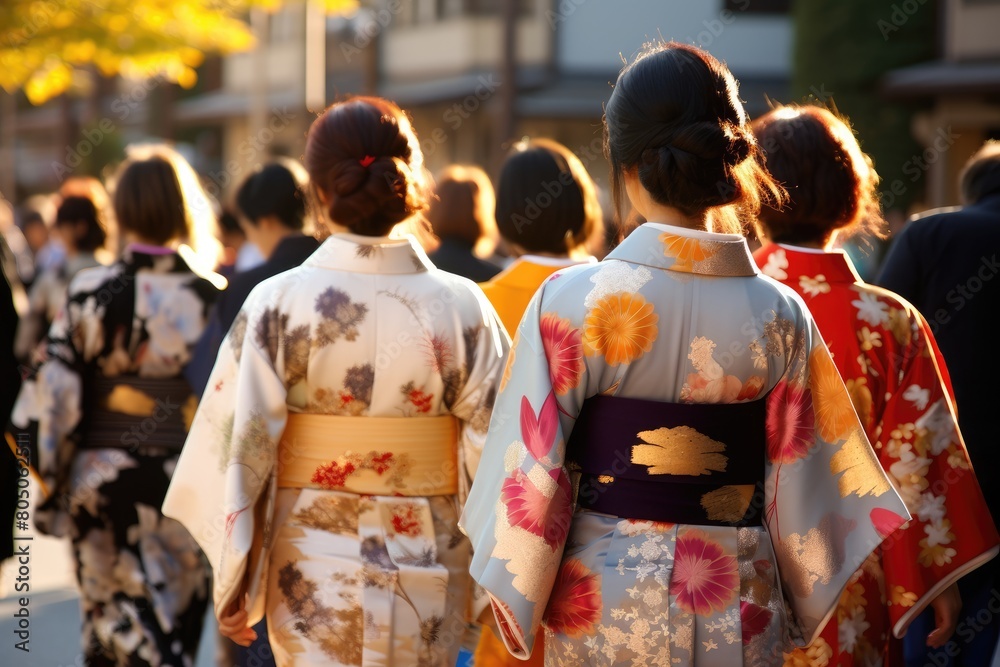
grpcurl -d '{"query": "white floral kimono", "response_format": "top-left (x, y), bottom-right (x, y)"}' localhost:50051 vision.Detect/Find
top-left (460, 223), bottom-right (911, 666)
top-left (163, 233), bottom-right (509, 666)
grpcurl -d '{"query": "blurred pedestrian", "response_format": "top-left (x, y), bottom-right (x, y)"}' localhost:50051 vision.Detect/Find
top-left (164, 96), bottom-right (509, 666)
top-left (878, 140), bottom-right (1000, 667)
top-left (15, 196), bottom-right (107, 361)
top-left (16, 144), bottom-right (219, 666)
top-left (461, 42), bottom-right (908, 665)
top-left (753, 105), bottom-right (997, 667)
top-left (186, 159), bottom-right (319, 398)
top-left (478, 138), bottom-right (601, 337)
top-left (427, 165), bottom-right (502, 281)
top-left (0, 229), bottom-right (24, 564)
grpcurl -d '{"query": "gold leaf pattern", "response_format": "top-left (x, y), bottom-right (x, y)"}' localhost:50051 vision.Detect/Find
top-left (632, 427), bottom-right (727, 476)
top-left (103, 385), bottom-right (156, 416)
top-left (777, 513), bottom-right (856, 598)
top-left (700, 485), bottom-right (755, 523)
top-left (830, 432), bottom-right (892, 498)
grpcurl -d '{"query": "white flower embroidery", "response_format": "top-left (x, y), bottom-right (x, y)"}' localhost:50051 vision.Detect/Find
top-left (914, 492), bottom-right (947, 525)
top-left (799, 274), bottom-right (831, 297)
top-left (852, 292), bottom-right (890, 326)
top-left (838, 612), bottom-right (871, 654)
top-left (761, 248), bottom-right (788, 281)
top-left (584, 262), bottom-right (652, 308)
top-left (903, 384), bottom-right (930, 411)
top-left (924, 519), bottom-right (954, 547)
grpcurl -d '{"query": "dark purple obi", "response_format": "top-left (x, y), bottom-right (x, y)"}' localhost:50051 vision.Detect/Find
top-left (567, 394), bottom-right (766, 527)
top-left (80, 375), bottom-right (194, 452)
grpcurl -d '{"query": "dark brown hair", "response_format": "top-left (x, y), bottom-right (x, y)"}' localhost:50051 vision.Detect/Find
top-left (236, 159), bottom-right (309, 231)
top-left (960, 140), bottom-right (1000, 205)
top-left (496, 138), bottom-right (603, 255)
top-left (427, 165), bottom-right (496, 248)
top-left (604, 42), bottom-right (781, 235)
top-left (55, 196), bottom-right (107, 252)
top-left (305, 96), bottom-right (427, 236)
top-left (113, 155), bottom-right (189, 246)
top-left (752, 105), bottom-right (883, 244)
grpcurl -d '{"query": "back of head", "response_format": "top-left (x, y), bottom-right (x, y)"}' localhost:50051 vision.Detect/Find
top-left (236, 159), bottom-right (309, 231)
top-left (496, 138), bottom-right (602, 255)
top-left (960, 140), bottom-right (1000, 205)
top-left (752, 105), bottom-right (882, 244)
top-left (113, 153), bottom-right (189, 246)
top-left (56, 196), bottom-right (107, 252)
top-left (604, 42), bottom-right (779, 234)
top-left (305, 96), bottom-right (427, 237)
top-left (427, 165), bottom-right (496, 248)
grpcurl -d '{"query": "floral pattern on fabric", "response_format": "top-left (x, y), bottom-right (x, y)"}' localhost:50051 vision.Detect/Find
top-left (756, 243), bottom-right (999, 667)
top-left (163, 233), bottom-right (509, 666)
top-left (10, 247), bottom-right (218, 666)
top-left (462, 224), bottom-right (908, 665)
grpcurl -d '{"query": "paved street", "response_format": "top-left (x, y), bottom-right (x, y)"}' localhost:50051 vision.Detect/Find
top-left (0, 477), bottom-right (218, 666)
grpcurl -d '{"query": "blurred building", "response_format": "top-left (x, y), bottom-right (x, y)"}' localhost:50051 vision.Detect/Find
top-left (882, 0), bottom-right (1000, 206)
top-left (1, 0), bottom-right (794, 203)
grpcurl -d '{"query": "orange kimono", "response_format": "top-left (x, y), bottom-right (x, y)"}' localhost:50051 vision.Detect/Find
top-left (755, 243), bottom-right (999, 666)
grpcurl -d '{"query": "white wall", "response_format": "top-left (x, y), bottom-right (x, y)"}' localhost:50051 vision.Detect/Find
top-left (554, 0), bottom-right (791, 76)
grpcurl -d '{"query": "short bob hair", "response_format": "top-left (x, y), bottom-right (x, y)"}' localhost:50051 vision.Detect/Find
top-left (495, 138), bottom-right (603, 255)
top-left (604, 41), bottom-right (782, 236)
top-left (960, 140), bottom-right (1000, 205)
top-left (235, 159), bottom-right (309, 231)
top-left (112, 144), bottom-right (221, 266)
top-left (751, 104), bottom-right (883, 244)
top-left (55, 196), bottom-right (107, 253)
top-left (426, 165), bottom-right (497, 252)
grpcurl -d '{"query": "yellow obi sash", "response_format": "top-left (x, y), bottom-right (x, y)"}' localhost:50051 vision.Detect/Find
top-left (277, 413), bottom-right (459, 497)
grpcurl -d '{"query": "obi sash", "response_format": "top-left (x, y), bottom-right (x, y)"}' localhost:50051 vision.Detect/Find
top-left (277, 413), bottom-right (459, 497)
top-left (80, 375), bottom-right (195, 452)
top-left (567, 395), bottom-right (766, 527)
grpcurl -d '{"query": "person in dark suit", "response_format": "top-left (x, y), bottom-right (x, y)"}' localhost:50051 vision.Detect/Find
top-left (187, 160), bottom-right (319, 398)
top-left (878, 140), bottom-right (1000, 667)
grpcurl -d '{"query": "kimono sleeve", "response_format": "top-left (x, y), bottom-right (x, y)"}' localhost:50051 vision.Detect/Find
top-left (28, 294), bottom-right (84, 537)
top-left (876, 311), bottom-right (998, 638)
top-left (162, 292), bottom-right (288, 624)
top-left (764, 313), bottom-right (910, 647)
top-left (442, 291), bottom-right (511, 502)
top-left (459, 285), bottom-right (581, 660)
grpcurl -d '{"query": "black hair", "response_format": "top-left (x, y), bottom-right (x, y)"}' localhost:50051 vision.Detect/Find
top-left (235, 160), bottom-right (308, 231)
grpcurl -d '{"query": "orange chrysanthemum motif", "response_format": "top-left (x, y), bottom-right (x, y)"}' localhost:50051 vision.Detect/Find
top-left (737, 375), bottom-right (766, 401)
top-left (672, 530), bottom-right (738, 615)
top-left (545, 559), bottom-right (602, 637)
top-left (659, 233), bottom-right (717, 272)
top-left (582, 293), bottom-right (658, 366)
top-left (540, 313), bottom-right (584, 395)
top-left (809, 346), bottom-right (857, 443)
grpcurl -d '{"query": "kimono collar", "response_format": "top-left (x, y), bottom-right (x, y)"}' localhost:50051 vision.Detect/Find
top-left (606, 222), bottom-right (758, 277)
top-left (492, 255), bottom-right (596, 289)
top-left (759, 243), bottom-right (863, 285)
top-left (305, 232), bottom-right (434, 274)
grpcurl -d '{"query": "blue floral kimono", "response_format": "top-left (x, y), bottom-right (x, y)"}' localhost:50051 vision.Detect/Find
top-left (460, 223), bottom-right (911, 666)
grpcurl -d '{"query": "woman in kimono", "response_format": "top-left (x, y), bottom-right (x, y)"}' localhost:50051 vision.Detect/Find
top-left (480, 138), bottom-right (602, 335)
top-left (20, 145), bottom-right (220, 665)
top-left (751, 105), bottom-right (998, 666)
top-left (163, 96), bottom-right (509, 667)
top-left (460, 42), bottom-right (910, 666)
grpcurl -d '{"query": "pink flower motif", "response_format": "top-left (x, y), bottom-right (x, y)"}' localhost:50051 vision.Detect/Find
top-left (871, 507), bottom-right (908, 539)
top-left (740, 601), bottom-right (773, 644)
top-left (521, 393), bottom-right (558, 461)
top-left (545, 559), bottom-right (602, 637)
top-left (501, 467), bottom-right (573, 549)
top-left (766, 380), bottom-right (815, 464)
top-left (672, 530), bottom-right (739, 615)
top-left (540, 313), bottom-right (584, 395)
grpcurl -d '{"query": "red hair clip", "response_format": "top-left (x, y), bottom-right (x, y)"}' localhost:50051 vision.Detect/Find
top-left (359, 155), bottom-right (376, 168)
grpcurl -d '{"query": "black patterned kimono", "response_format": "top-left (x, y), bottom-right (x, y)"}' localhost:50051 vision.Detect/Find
top-left (15, 246), bottom-right (219, 666)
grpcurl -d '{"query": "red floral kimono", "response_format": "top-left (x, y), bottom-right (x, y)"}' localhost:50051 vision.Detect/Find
top-left (755, 243), bottom-right (999, 666)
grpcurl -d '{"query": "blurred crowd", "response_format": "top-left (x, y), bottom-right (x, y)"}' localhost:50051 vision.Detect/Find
top-left (1, 40), bottom-right (999, 667)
